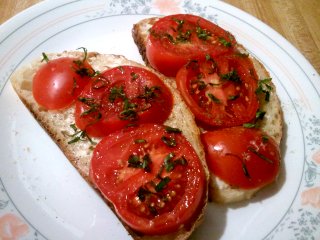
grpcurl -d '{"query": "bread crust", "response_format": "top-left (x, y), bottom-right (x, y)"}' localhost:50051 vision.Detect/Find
top-left (10, 51), bottom-right (209, 239)
top-left (132, 16), bottom-right (283, 204)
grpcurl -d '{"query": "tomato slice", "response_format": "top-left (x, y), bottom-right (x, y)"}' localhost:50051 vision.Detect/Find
top-left (75, 66), bottom-right (173, 137)
top-left (176, 53), bottom-right (259, 128)
top-left (90, 124), bottom-right (207, 235)
top-left (201, 127), bottom-right (280, 189)
top-left (33, 57), bottom-right (94, 110)
top-left (146, 14), bottom-right (236, 77)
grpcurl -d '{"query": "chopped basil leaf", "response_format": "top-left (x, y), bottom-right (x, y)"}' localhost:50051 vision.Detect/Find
top-left (155, 176), bottom-right (171, 192)
top-left (219, 37), bottom-right (232, 47)
top-left (242, 163), bottom-right (251, 178)
top-left (164, 154), bottom-right (187, 172)
top-left (134, 139), bottom-right (147, 144)
top-left (208, 93), bottom-right (221, 104)
top-left (196, 26), bottom-right (211, 40)
top-left (117, 66), bottom-right (125, 73)
top-left (128, 153), bottom-right (151, 172)
top-left (41, 52), bottom-right (49, 63)
top-left (228, 95), bottom-right (240, 100)
top-left (138, 86), bottom-right (161, 101)
top-left (262, 135), bottom-right (269, 143)
top-left (248, 147), bottom-right (273, 164)
top-left (256, 110), bottom-right (266, 120)
top-left (243, 123), bottom-right (256, 128)
top-left (109, 86), bottom-right (126, 102)
top-left (256, 78), bottom-right (273, 102)
top-left (131, 72), bottom-right (139, 81)
top-left (220, 70), bottom-right (241, 83)
top-left (137, 187), bottom-right (150, 202)
top-left (161, 136), bottom-right (177, 147)
top-left (64, 124), bottom-right (95, 145)
top-left (165, 126), bottom-right (182, 134)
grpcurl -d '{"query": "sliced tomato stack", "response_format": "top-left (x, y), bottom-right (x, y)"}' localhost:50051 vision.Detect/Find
top-left (32, 48), bottom-right (207, 236)
top-left (147, 14), bottom-right (281, 192)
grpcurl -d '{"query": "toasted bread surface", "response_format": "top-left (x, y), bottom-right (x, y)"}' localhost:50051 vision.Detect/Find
top-left (132, 16), bottom-right (283, 203)
top-left (10, 51), bottom-right (208, 239)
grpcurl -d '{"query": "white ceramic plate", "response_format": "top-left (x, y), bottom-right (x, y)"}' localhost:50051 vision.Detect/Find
top-left (1, 0), bottom-right (319, 239)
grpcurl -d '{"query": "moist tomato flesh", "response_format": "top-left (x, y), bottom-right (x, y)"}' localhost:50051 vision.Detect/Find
top-left (201, 126), bottom-right (280, 189)
top-left (90, 124), bottom-right (207, 235)
top-left (146, 14), bottom-right (236, 77)
top-left (176, 53), bottom-right (259, 128)
top-left (32, 57), bottom-right (94, 110)
top-left (75, 66), bottom-right (173, 137)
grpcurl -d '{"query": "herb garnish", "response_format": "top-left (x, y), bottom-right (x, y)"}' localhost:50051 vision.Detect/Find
top-left (243, 109), bottom-right (266, 128)
top-left (165, 126), bottom-right (182, 134)
top-left (78, 97), bottom-right (101, 118)
top-left (226, 152), bottom-right (251, 178)
top-left (155, 176), bottom-right (171, 192)
top-left (63, 123), bottom-right (95, 145)
top-left (196, 25), bottom-right (211, 40)
top-left (220, 70), bottom-right (241, 83)
top-left (218, 37), bottom-right (232, 47)
top-left (256, 78), bottom-right (273, 102)
top-left (161, 136), bottom-right (177, 147)
top-left (134, 139), bottom-right (147, 144)
top-left (128, 153), bottom-right (151, 172)
top-left (41, 52), bottom-right (49, 63)
top-left (109, 86), bottom-right (126, 102)
top-left (138, 86), bottom-right (161, 101)
top-left (207, 93), bottom-right (221, 104)
top-left (248, 147), bottom-right (273, 164)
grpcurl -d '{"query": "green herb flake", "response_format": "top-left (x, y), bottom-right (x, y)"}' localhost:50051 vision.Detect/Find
top-left (196, 26), bottom-right (211, 40)
top-left (243, 123), bottom-right (256, 128)
top-left (207, 93), bottom-right (221, 104)
top-left (161, 136), bottom-right (177, 147)
top-left (262, 135), bottom-right (269, 143)
top-left (155, 176), bottom-right (171, 192)
top-left (128, 154), bottom-right (151, 172)
top-left (41, 52), bottom-right (49, 63)
top-left (134, 139), bottom-right (147, 144)
top-left (219, 37), bottom-right (232, 47)
top-left (131, 72), bottom-right (139, 81)
top-left (248, 146), bottom-right (273, 164)
top-left (64, 124), bottom-right (95, 145)
top-left (220, 70), bottom-right (241, 83)
top-left (165, 126), bottom-right (182, 134)
top-left (256, 78), bottom-right (273, 102)
top-left (109, 86), bottom-right (126, 102)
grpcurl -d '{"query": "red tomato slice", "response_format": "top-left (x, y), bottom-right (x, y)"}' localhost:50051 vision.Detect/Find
top-left (176, 53), bottom-right (259, 128)
top-left (33, 57), bottom-right (94, 110)
top-left (75, 66), bottom-right (173, 137)
top-left (90, 124), bottom-right (207, 235)
top-left (201, 127), bottom-right (280, 189)
top-left (146, 14), bottom-right (236, 77)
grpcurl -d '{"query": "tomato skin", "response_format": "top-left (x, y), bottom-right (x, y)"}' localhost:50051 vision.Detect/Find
top-left (90, 124), bottom-right (207, 235)
top-left (32, 57), bottom-right (93, 110)
top-left (201, 127), bottom-right (280, 189)
top-left (176, 54), bottom-right (259, 128)
top-left (75, 66), bottom-right (173, 137)
top-left (146, 14), bottom-right (236, 77)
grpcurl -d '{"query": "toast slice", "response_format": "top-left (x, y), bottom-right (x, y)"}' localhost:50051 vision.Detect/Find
top-left (132, 17), bottom-right (283, 203)
top-left (10, 51), bottom-right (209, 239)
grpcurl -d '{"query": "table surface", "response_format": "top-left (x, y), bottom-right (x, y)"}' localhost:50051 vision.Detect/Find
top-left (0, 0), bottom-right (319, 74)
